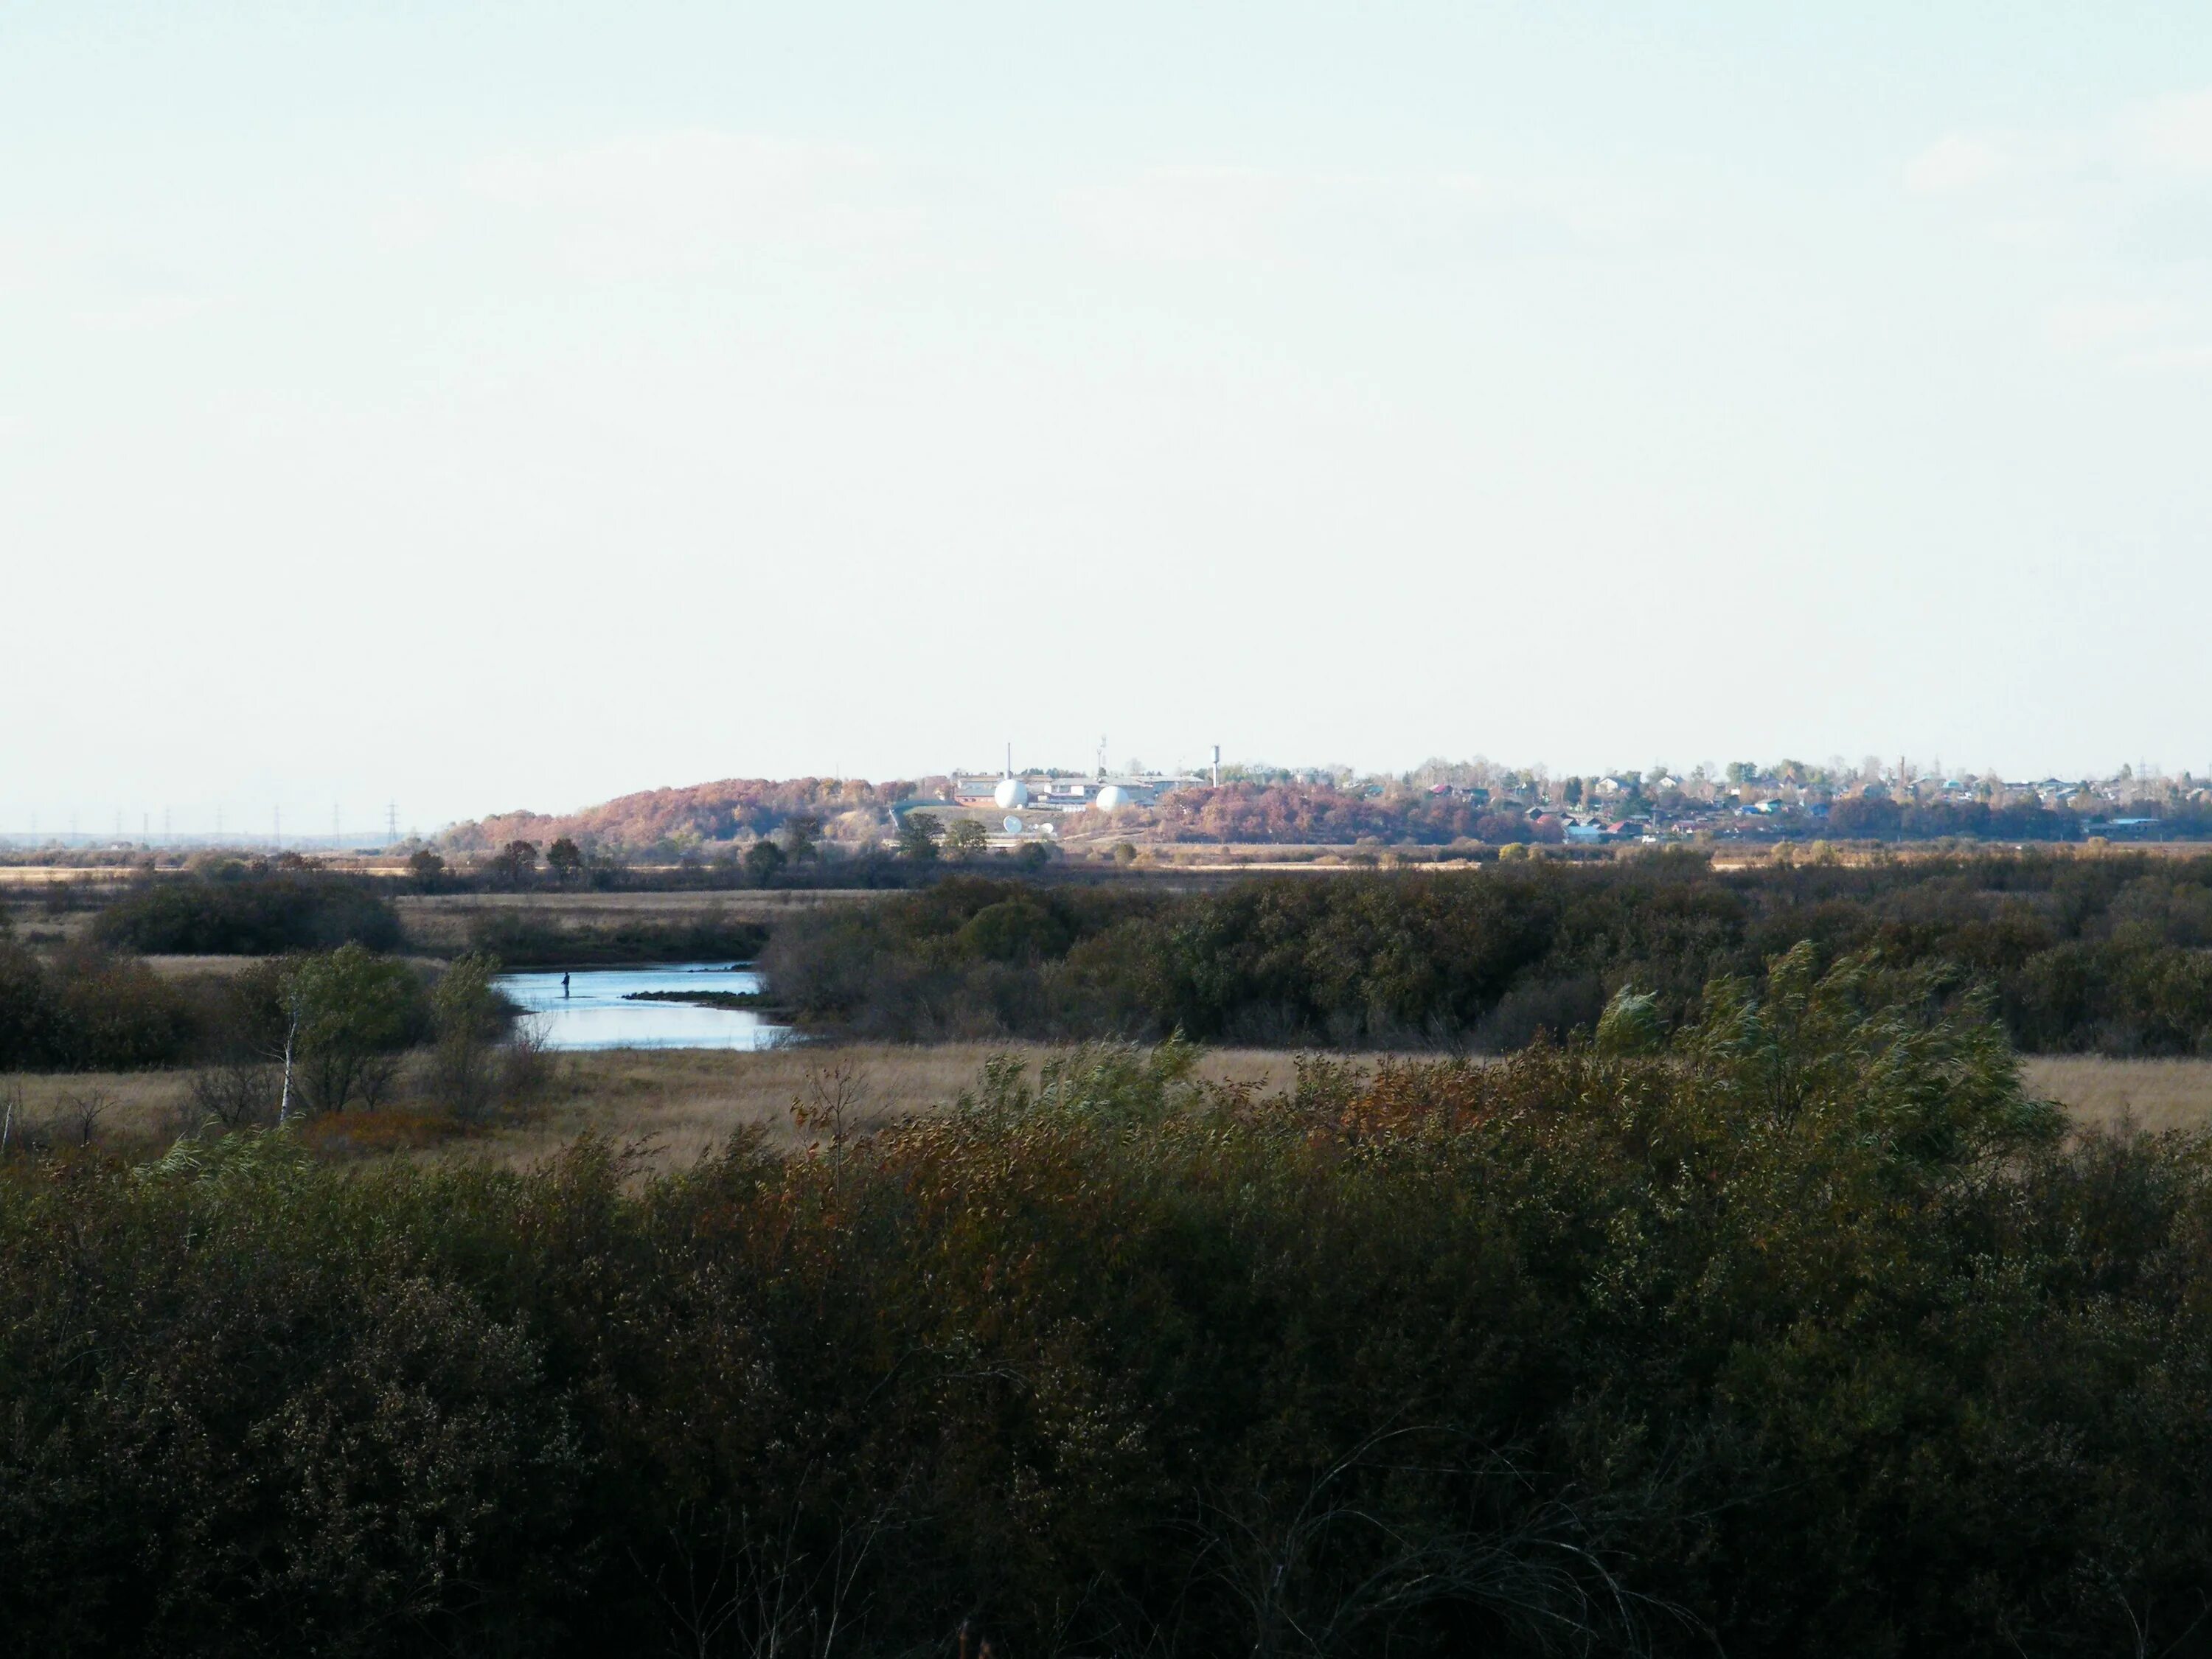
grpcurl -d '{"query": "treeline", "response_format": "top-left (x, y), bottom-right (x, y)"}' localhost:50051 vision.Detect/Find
top-left (77, 864), bottom-right (771, 967)
top-left (447, 776), bottom-right (919, 853)
top-left (0, 939), bottom-right (210, 1070)
top-left (1141, 782), bottom-right (1559, 845)
top-left (1827, 794), bottom-right (2089, 841)
top-left (459, 908), bottom-right (769, 967)
top-left (762, 852), bottom-right (2212, 1054)
top-left (93, 866), bottom-right (403, 954)
top-left (0, 932), bottom-right (451, 1088)
top-left (423, 844), bottom-right (935, 895)
top-left (13, 964), bottom-right (2212, 1654)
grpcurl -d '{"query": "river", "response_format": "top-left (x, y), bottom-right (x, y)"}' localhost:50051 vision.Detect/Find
top-left (493, 963), bottom-right (790, 1051)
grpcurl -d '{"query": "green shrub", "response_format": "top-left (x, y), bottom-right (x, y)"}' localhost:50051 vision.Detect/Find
top-left (5, 961), bottom-right (2208, 1655)
top-left (94, 870), bottom-right (402, 955)
top-left (0, 942), bottom-right (197, 1070)
top-left (762, 855), bottom-right (2212, 1054)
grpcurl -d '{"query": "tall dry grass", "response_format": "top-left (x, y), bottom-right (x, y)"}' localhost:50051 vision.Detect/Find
top-left (13, 1047), bottom-right (2211, 1167)
top-left (2022, 1055), bottom-right (2212, 1133)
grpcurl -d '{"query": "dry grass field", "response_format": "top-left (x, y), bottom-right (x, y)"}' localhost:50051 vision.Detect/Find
top-left (2020, 1056), bottom-right (2212, 1134)
top-left (10, 1046), bottom-right (2212, 1171)
top-left (0, 1043), bottom-right (1307, 1171)
top-left (444, 1043), bottom-right (1305, 1170)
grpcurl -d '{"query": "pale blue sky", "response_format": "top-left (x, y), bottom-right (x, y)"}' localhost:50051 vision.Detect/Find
top-left (3, 3), bottom-right (2208, 831)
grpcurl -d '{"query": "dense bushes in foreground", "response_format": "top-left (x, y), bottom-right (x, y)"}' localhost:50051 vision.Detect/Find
top-left (8, 956), bottom-right (2212, 1654)
top-left (764, 854), bottom-right (2212, 1053)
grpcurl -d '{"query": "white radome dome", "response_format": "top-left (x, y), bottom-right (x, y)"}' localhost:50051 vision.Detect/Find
top-left (1094, 785), bottom-right (1130, 812)
top-left (993, 778), bottom-right (1029, 810)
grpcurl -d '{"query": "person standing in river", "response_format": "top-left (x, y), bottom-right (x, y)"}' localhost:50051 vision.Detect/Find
top-left (562, 972), bottom-right (571, 998)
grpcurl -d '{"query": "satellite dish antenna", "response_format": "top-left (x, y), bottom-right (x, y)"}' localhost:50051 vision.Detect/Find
top-left (1003, 815), bottom-right (1024, 835)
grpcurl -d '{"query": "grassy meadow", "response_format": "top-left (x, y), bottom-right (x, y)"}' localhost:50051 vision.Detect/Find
top-left (13, 1042), bottom-right (2212, 1174)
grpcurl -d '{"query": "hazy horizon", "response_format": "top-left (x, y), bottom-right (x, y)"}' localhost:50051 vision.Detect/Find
top-left (0, 748), bottom-right (2197, 847)
top-left (6, 3), bottom-right (2209, 829)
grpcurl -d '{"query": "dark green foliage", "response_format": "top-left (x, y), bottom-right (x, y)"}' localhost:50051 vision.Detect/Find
top-left (0, 944), bottom-right (434, 1083)
top-left (94, 870), bottom-right (402, 955)
top-left (764, 854), bottom-right (2212, 1054)
top-left (743, 838), bottom-right (787, 884)
top-left (423, 951), bottom-right (535, 1121)
top-left (11, 970), bottom-right (2212, 1654)
top-left (0, 943), bottom-right (198, 1070)
top-left (1826, 792), bottom-right (2084, 839)
top-left (897, 810), bottom-right (945, 862)
top-left (281, 944), bottom-right (434, 1113)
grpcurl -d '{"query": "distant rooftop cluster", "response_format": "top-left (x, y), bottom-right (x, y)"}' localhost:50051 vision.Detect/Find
top-left (6, 757), bottom-right (2210, 859)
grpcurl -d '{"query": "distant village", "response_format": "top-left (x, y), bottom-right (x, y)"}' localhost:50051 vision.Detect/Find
top-left (9, 756), bottom-right (2212, 860)
top-left (908, 755), bottom-right (2212, 850)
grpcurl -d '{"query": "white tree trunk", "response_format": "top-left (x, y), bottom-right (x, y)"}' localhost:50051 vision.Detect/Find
top-left (278, 1007), bottom-right (299, 1126)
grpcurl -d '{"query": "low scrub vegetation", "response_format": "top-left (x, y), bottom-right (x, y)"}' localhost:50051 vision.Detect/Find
top-left (0, 938), bottom-right (203, 1070)
top-left (91, 863), bottom-right (402, 954)
top-left (0, 917), bottom-right (530, 1124)
top-left (7, 954), bottom-right (2212, 1654)
top-left (460, 908), bottom-right (769, 967)
top-left (764, 854), bottom-right (2212, 1054)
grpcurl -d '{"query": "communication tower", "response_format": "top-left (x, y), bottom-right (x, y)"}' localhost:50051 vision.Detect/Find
top-left (994, 743), bottom-right (1029, 811)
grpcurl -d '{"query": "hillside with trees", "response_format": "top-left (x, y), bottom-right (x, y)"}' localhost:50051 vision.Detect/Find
top-left (444, 776), bottom-right (925, 855)
top-left (428, 759), bottom-right (2212, 858)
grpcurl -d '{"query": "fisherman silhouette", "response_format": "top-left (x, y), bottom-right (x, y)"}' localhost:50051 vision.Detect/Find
top-left (561, 973), bottom-right (571, 998)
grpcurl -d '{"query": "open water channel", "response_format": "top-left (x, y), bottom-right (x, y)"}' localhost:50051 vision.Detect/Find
top-left (493, 963), bottom-right (789, 1051)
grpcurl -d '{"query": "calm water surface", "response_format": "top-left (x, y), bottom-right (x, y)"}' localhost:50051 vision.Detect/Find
top-left (495, 963), bottom-right (788, 1051)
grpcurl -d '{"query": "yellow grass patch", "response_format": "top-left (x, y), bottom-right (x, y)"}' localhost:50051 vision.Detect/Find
top-left (2023, 1056), bottom-right (2212, 1135)
top-left (11, 1048), bottom-right (2212, 1168)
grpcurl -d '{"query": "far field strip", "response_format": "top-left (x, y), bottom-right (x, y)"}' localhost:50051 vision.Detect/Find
top-left (13, 1048), bottom-right (2209, 1174)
